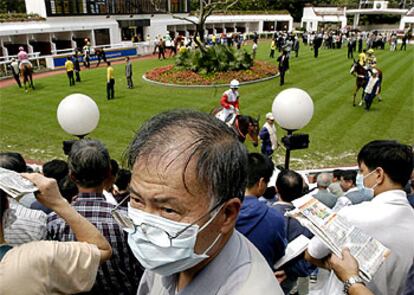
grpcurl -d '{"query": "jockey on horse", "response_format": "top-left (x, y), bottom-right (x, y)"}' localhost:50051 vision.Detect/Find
top-left (216, 79), bottom-right (240, 125)
top-left (17, 46), bottom-right (34, 90)
top-left (17, 46), bottom-right (32, 72)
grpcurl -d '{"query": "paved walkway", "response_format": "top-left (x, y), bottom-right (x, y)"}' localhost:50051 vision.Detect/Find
top-left (0, 53), bottom-right (160, 89)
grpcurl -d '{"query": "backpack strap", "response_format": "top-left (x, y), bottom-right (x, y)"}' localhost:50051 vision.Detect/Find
top-left (0, 244), bottom-right (13, 261)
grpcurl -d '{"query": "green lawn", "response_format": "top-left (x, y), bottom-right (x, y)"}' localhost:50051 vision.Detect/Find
top-left (0, 41), bottom-right (413, 169)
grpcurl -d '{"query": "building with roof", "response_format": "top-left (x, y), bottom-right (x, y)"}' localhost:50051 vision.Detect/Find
top-left (400, 7), bottom-right (414, 30)
top-left (301, 5), bottom-right (347, 32)
top-left (0, 0), bottom-right (293, 60)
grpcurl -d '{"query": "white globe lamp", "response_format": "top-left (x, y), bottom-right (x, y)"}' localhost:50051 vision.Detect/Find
top-left (57, 93), bottom-right (100, 138)
top-left (271, 88), bottom-right (314, 169)
top-left (272, 88), bottom-right (314, 131)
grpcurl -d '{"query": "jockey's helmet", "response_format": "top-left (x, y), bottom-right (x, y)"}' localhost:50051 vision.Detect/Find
top-left (367, 49), bottom-right (374, 54)
top-left (230, 79), bottom-right (240, 89)
top-left (19, 46), bottom-right (24, 51)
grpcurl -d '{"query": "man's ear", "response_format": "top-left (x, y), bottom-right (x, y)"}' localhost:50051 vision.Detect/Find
top-left (219, 198), bottom-right (241, 235)
top-left (375, 167), bottom-right (386, 185)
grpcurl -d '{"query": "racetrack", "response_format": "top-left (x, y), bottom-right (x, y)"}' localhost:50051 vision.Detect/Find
top-left (0, 41), bottom-right (413, 169)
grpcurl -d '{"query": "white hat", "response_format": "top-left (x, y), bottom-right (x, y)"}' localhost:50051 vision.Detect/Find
top-left (266, 112), bottom-right (275, 120)
top-left (230, 79), bottom-right (240, 89)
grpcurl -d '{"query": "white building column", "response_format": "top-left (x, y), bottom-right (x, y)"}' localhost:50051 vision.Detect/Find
top-left (90, 29), bottom-right (96, 46)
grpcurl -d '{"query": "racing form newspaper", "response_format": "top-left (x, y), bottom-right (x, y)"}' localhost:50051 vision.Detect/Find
top-left (0, 167), bottom-right (38, 200)
top-left (287, 194), bottom-right (390, 282)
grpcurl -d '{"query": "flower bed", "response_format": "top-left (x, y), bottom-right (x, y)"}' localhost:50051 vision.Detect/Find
top-left (144, 61), bottom-right (278, 86)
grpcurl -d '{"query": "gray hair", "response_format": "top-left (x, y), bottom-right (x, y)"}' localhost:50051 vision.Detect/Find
top-left (125, 109), bottom-right (248, 205)
top-left (316, 173), bottom-right (332, 188)
top-left (68, 139), bottom-right (110, 188)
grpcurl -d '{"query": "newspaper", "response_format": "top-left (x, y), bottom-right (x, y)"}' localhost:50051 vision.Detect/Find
top-left (0, 167), bottom-right (38, 200)
top-left (274, 234), bottom-right (310, 270)
top-left (288, 194), bottom-right (390, 282)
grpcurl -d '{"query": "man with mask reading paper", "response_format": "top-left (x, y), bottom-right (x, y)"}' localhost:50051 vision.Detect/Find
top-left (305, 140), bottom-right (414, 295)
top-left (112, 110), bottom-right (283, 294)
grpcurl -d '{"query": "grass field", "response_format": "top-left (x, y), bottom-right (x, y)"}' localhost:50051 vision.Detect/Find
top-left (0, 41), bottom-right (413, 169)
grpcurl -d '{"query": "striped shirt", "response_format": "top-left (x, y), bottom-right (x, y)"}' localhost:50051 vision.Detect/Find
top-left (3, 199), bottom-right (47, 246)
top-left (47, 192), bottom-right (143, 295)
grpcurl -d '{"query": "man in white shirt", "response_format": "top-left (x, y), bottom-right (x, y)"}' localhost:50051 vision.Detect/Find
top-left (305, 140), bottom-right (414, 295)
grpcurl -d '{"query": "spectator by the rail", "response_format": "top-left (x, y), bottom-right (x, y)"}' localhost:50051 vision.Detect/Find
top-left (236, 153), bottom-right (286, 268)
top-left (306, 140), bottom-right (414, 295)
top-left (103, 159), bottom-right (119, 206)
top-left (273, 169), bottom-right (316, 294)
top-left (313, 173), bottom-right (337, 208)
top-left (328, 169), bottom-right (344, 197)
top-left (111, 168), bottom-right (131, 206)
top-left (58, 175), bottom-right (78, 203)
top-left (123, 110), bottom-right (283, 294)
top-left (8, 58), bottom-right (21, 88)
top-left (0, 172), bottom-right (112, 295)
top-left (339, 170), bottom-right (372, 205)
top-left (31, 159), bottom-right (69, 213)
top-left (0, 152), bottom-right (47, 246)
top-left (47, 139), bottom-right (142, 295)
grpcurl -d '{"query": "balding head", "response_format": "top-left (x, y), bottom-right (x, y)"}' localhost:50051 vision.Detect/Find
top-left (317, 173), bottom-right (332, 189)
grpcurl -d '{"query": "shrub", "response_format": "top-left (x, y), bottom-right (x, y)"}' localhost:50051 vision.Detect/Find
top-left (175, 45), bottom-right (253, 74)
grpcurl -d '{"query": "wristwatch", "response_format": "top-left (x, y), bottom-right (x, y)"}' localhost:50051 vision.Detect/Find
top-left (343, 276), bottom-right (365, 294)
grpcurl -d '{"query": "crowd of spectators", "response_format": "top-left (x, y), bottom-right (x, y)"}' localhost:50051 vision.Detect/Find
top-left (0, 109), bottom-right (413, 295)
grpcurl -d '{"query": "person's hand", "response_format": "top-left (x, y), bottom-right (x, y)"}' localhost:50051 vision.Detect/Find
top-left (274, 270), bottom-right (287, 284)
top-left (329, 248), bottom-right (359, 282)
top-left (21, 173), bottom-right (67, 210)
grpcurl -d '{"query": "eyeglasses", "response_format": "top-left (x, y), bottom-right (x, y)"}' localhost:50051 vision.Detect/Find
top-left (111, 195), bottom-right (223, 247)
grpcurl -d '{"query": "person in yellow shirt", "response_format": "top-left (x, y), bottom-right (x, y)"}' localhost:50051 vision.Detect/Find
top-left (106, 62), bottom-right (114, 100)
top-left (65, 57), bottom-right (75, 86)
top-left (270, 40), bottom-right (276, 58)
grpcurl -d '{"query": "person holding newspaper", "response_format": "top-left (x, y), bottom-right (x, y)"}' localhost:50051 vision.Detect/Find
top-left (0, 172), bottom-right (112, 294)
top-left (329, 248), bottom-right (374, 295)
top-left (305, 140), bottom-right (414, 295)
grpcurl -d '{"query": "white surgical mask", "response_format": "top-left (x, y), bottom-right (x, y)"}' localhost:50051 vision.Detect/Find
top-left (127, 203), bottom-right (223, 276)
top-left (356, 170), bottom-right (378, 198)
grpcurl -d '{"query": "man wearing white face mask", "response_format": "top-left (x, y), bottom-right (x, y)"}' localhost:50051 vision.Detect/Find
top-left (114, 110), bottom-right (283, 294)
top-left (305, 140), bottom-right (414, 295)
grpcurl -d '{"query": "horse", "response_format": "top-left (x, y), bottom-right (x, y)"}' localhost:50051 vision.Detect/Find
top-left (20, 63), bottom-right (35, 92)
top-left (211, 107), bottom-right (260, 147)
top-left (349, 60), bottom-right (368, 106)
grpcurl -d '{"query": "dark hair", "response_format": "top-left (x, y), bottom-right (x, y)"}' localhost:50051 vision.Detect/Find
top-left (332, 169), bottom-right (343, 179)
top-left (68, 139), bottom-right (111, 188)
top-left (43, 159), bottom-right (68, 182)
top-left (107, 61), bottom-right (111, 66)
top-left (110, 159), bottom-right (119, 177)
top-left (341, 170), bottom-right (357, 184)
top-left (357, 140), bottom-right (413, 186)
top-left (115, 169), bottom-right (131, 191)
top-left (67, 56), bottom-right (71, 60)
top-left (246, 153), bottom-right (274, 188)
top-left (125, 109), bottom-right (248, 204)
top-left (58, 176), bottom-right (78, 203)
top-left (276, 169), bottom-right (303, 202)
top-left (0, 152), bottom-right (27, 172)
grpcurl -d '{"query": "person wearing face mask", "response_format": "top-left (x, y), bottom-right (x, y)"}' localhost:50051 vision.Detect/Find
top-left (305, 140), bottom-right (414, 295)
top-left (114, 109), bottom-right (283, 295)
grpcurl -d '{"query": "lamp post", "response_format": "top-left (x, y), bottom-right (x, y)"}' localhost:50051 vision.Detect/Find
top-left (272, 88), bottom-right (314, 170)
top-left (57, 93), bottom-right (100, 154)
